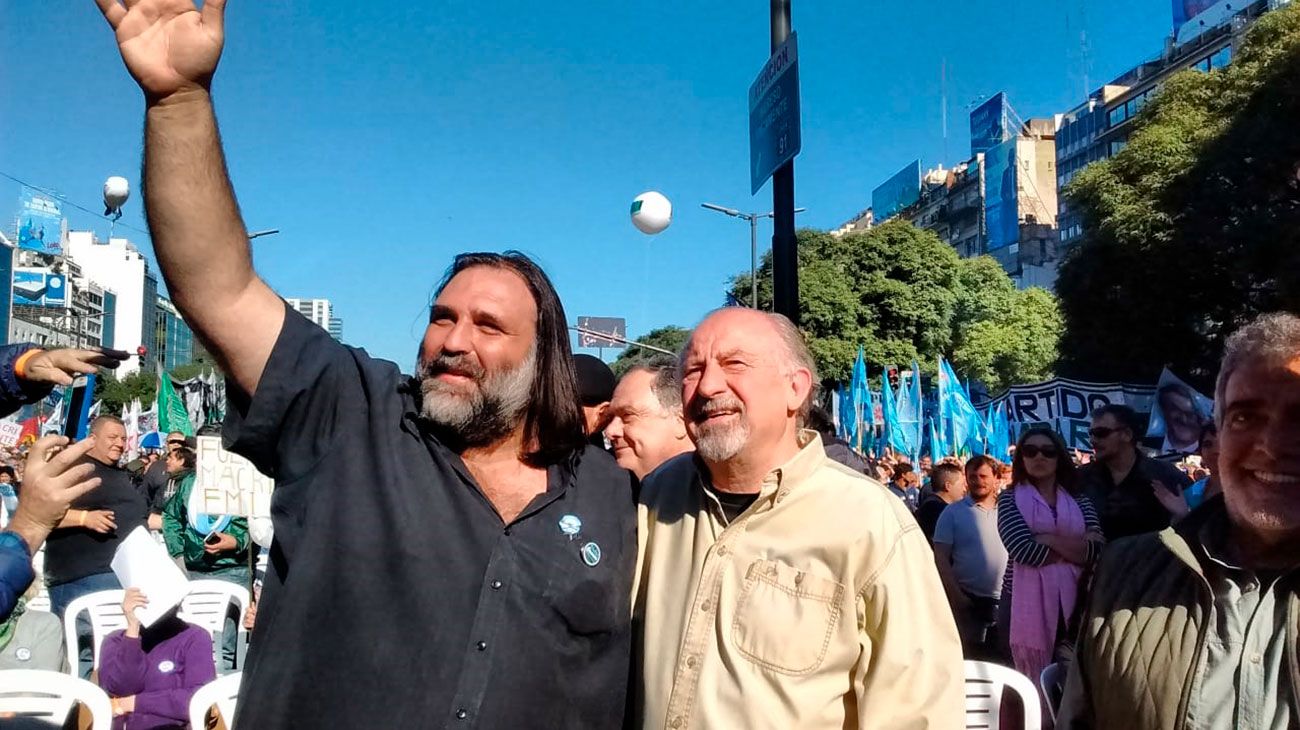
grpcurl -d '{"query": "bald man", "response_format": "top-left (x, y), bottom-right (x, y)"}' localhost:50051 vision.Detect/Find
top-left (631, 308), bottom-right (962, 729)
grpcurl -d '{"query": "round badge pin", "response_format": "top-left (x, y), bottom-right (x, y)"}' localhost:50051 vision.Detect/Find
top-left (15, 647), bottom-right (31, 662)
top-left (158, 660), bottom-right (176, 674)
top-left (581, 541), bottom-right (602, 567)
top-left (558, 514), bottom-right (582, 538)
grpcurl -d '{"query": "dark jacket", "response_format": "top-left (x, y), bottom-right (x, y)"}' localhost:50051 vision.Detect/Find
top-left (1058, 497), bottom-right (1300, 729)
top-left (0, 343), bottom-right (55, 621)
top-left (1077, 451), bottom-right (1192, 541)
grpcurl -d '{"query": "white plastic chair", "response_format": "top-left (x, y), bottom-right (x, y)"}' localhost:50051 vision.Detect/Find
top-left (189, 671), bottom-right (242, 730)
top-left (61, 589), bottom-right (128, 673)
top-left (964, 659), bottom-right (1042, 730)
top-left (1040, 662), bottom-right (1064, 723)
top-left (0, 668), bottom-right (114, 729)
top-left (178, 580), bottom-right (250, 673)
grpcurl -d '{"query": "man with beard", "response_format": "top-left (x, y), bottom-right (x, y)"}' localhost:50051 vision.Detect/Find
top-left (1059, 313), bottom-right (1300, 729)
top-left (631, 308), bottom-right (962, 729)
top-left (93, 2), bottom-right (635, 727)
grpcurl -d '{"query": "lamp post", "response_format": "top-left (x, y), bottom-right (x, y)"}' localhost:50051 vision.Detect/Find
top-left (248, 229), bottom-right (280, 241)
top-left (769, 0), bottom-right (799, 324)
top-left (701, 203), bottom-right (805, 309)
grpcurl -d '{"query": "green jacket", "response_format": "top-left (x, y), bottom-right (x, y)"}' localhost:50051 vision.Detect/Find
top-left (161, 471), bottom-right (250, 574)
top-left (1058, 497), bottom-right (1300, 729)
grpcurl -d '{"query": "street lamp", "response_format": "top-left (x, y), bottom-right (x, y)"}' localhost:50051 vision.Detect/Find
top-left (248, 229), bottom-right (280, 240)
top-left (701, 203), bottom-right (806, 309)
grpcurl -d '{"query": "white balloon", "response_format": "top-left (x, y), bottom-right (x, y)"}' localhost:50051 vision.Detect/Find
top-left (630, 191), bottom-right (672, 235)
top-left (103, 176), bottom-right (130, 210)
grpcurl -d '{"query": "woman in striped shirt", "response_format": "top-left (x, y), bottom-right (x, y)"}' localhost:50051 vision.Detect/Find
top-left (997, 427), bottom-right (1104, 711)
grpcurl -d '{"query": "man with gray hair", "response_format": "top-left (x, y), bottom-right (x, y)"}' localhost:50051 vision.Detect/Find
top-left (605, 357), bottom-right (694, 479)
top-left (631, 307), bottom-right (963, 729)
top-left (1059, 312), bottom-right (1300, 729)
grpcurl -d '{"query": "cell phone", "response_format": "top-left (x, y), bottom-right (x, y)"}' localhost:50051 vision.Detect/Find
top-left (63, 374), bottom-right (97, 441)
top-left (204, 532), bottom-right (222, 546)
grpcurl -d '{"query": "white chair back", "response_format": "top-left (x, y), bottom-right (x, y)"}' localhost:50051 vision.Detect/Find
top-left (189, 671), bottom-right (242, 730)
top-left (61, 589), bottom-right (127, 672)
top-left (0, 668), bottom-right (114, 729)
top-left (963, 659), bottom-right (1042, 730)
top-left (1040, 662), bottom-right (1064, 723)
top-left (178, 580), bottom-right (250, 672)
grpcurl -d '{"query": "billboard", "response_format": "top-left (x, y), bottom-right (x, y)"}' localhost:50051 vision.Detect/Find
top-left (576, 316), bottom-right (627, 348)
top-left (983, 138), bottom-right (1019, 250)
top-left (969, 92), bottom-right (1012, 156)
top-left (16, 186), bottom-right (62, 254)
top-left (12, 267), bottom-right (67, 308)
top-left (871, 160), bottom-right (921, 222)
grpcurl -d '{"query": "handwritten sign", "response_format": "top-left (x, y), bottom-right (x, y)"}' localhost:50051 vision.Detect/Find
top-left (195, 436), bottom-right (275, 518)
top-left (0, 422), bottom-right (23, 448)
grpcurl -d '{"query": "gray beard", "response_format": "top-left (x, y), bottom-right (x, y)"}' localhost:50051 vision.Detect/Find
top-left (418, 347), bottom-right (537, 448)
top-left (688, 395), bottom-right (751, 463)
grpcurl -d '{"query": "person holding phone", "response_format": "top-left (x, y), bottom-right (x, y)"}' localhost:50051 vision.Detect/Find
top-left (162, 447), bottom-right (248, 670)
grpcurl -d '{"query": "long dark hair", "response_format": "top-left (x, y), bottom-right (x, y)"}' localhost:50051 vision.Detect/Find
top-left (433, 251), bottom-right (586, 466)
top-left (1011, 426), bottom-right (1078, 494)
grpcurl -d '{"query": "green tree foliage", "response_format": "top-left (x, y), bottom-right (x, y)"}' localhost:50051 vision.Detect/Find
top-left (726, 221), bottom-right (1061, 390)
top-left (609, 325), bottom-right (690, 376)
top-left (1057, 4), bottom-right (1300, 387)
top-left (94, 370), bottom-right (157, 415)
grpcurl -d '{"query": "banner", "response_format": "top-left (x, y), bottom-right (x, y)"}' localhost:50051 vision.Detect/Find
top-left (195, 436), bottom-right (275, 518)
top-left (1145, 368), bottom-right (1213, 454)
top-left (0, 422), bottom-right (23, 447)
top-left (17, 186), bottom-right (62, 254)
top-left (983, 377), bottom-right (1156, 451)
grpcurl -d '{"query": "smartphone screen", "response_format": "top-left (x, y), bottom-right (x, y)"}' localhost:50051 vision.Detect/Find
top-left (63, 373), bottom-right (97, 441)
top-left (204, 532), bottom-right (222, 545)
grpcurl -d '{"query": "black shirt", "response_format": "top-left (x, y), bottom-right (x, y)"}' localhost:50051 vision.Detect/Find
top-left (140, 459), bottom-right (171, 513)
top-left (1078, 452), bottom-right (1193, 540)
top-left (227, 304), bottom-right (636, 729)
top-left (44, 460), bottom-right (147, 586)
top-left (914, 493), bottom-right (949, 543)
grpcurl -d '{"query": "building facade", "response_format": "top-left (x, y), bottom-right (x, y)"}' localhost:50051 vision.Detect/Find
top-left (285, 298), bottom-right (343, 342)
top-left (155, 297), bottom-right (195, 374)
top-left (63, 231), bottom-right (159, 375)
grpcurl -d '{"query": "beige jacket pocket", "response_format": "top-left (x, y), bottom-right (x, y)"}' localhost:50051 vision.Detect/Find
top-left (731, 558), bottom-right (845, 675)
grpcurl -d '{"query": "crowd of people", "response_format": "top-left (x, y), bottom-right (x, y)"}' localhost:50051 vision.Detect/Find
top-left (0, 1), bottom-right (1295, 729)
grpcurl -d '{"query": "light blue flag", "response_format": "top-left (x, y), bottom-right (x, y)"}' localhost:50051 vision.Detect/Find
top-left (908, 363), bottom-right (925, 462)
top-left (929, 417), bottom-right (944, 461)
top-left (850, 348), bottom-right (872, 452)
top-left (837, 384), bottom-right (858, 446)
top-left (939, 358), bottom-right (982, 457)
top-left (881, 367), bottom-right (913, 456)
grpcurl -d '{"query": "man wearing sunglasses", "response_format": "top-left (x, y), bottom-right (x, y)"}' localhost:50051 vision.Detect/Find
top-left (141, 431), bottom-right (188, 531)
top-left (1059, 314), bottom-right (1300, 728)
top-left (1077, 404), bottom-right (1192, 540)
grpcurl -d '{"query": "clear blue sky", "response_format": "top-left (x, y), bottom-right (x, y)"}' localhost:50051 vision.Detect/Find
top-left (1, 0), bottom-right (1171, 370)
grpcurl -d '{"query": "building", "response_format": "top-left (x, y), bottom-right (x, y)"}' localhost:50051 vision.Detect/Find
top-left (838, 112), bottom-right (1061, 289)
top-left (1057, 0), bottom-right (1289, 247)
top-left (63, 231), bottom-right (159, 375)
top-left (155, 297), bottom-right (195, 373)
top-left (286, 298), bottom-right (343, 342)
top-left (6, 247), bottom-right (108, 351)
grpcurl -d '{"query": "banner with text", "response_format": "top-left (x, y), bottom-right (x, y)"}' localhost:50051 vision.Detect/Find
top-left (983, 377), bottom-right (1157, 451)
top-left (195, 436), bottom-right (275, 518)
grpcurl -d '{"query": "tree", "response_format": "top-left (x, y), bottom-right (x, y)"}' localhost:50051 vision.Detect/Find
top-left (95, 370), bottom-right (157, 415)
top-left (726, 220), bottom-right (1061, 388)
top-left (609, 326), bottom-right (690, 376)
top-left (1057, 4), bottom-right (1300, 388)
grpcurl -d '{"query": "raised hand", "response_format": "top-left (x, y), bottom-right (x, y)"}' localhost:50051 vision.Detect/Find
top-left (121, 587), bottom-right (149, 637)
top-left (94, 0), bottom-right (227, 102)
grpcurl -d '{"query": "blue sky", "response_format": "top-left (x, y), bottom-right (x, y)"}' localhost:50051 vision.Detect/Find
top-left (2, 0), bottom-right (1171, 370)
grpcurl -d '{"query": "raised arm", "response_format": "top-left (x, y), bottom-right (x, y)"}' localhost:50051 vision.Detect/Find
top-left (95, 0), bottom-right (283, 395)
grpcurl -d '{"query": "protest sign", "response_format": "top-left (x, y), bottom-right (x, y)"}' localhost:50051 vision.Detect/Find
top-left (1145, 368), bottom-right (1214, 454)
top-left (983, 377), bottom-right (1156, 451)
top-left (196, 435), bottom-right (275, 518)
top-left (0, 421), bottom-right (23, 447)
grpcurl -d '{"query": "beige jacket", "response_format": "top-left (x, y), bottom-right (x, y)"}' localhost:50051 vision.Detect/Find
top-left (631, 431), bottom-right (964, 729)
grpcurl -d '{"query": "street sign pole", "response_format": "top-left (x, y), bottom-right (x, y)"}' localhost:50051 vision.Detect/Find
top-left (770, 0), bottom-right (798, 325)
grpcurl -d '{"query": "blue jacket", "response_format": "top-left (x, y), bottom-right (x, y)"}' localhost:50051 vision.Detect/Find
top-left (0, 342), bottom-right (55, 620)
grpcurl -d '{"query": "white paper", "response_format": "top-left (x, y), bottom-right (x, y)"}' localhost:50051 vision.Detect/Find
top-left (110, 527), bottom-right (190, 628)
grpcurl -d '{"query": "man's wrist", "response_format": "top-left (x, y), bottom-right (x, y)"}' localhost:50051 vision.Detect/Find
top-left (13, 348), bottom-right (43, 381)
top-left (146, 86), bottom-right (212, 112)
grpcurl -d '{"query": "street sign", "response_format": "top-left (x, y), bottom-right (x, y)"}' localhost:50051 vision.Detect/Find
top-left (576, 316), bottom-right (627, 348)
top-left (749, 32), bottom-right (802, 194)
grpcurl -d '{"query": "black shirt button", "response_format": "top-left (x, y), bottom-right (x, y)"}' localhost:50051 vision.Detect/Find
top-left (477, 641), bottom-right (487, 651)
top-left (490, 580), bottom-right (503, 590)
top-left (456, 709), bottom-right (468, 720)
